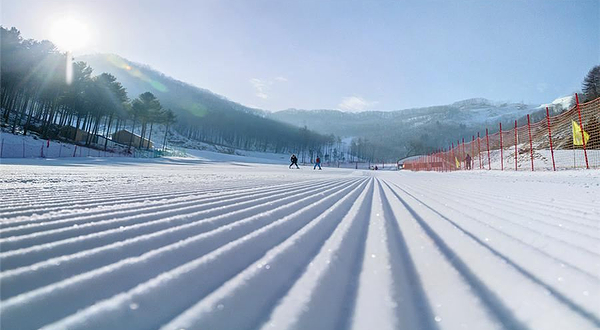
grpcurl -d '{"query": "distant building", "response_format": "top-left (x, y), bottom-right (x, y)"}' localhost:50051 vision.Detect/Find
top-left (59, 126), bottom-right (89, 143)
top-left (112, 130), bottom-right (153, 149)
top-left (95, 136), bottom-right (121, 149)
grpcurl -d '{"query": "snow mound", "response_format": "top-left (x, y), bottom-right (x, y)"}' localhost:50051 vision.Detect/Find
top-left (539, 95), bottom-right (574, 111)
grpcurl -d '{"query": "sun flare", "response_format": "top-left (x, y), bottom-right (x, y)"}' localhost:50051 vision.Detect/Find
top-left (50, 17), bottom-right (90, 51)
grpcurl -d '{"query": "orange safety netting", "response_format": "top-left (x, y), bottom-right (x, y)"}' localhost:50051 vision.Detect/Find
top-left (404, 94), bottom-right (600, 171)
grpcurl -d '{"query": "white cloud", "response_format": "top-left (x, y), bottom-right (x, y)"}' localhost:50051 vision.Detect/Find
top-left (250, 78), bottom-right (269, 99)
top-left (338, 96), bottom-right (378, 112)
top-left (250, 76), bottom-right (289, 100)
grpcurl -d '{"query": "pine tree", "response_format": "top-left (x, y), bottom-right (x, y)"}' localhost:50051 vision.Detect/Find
top-left (582, 65), bottom-right (600, 101)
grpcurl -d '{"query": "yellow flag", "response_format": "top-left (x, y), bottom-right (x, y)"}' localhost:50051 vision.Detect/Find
top-left (572, 120), bottom-right (590, 146)
top-left (455, 156), bottom-right (460, 169)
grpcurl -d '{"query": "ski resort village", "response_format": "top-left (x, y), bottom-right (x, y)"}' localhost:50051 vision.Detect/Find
top-left (1, 1), bottom-right (599, 330)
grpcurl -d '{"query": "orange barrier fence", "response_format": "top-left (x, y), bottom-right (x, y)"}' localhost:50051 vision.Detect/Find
top-left (404, 94), bottom-right (600, 171)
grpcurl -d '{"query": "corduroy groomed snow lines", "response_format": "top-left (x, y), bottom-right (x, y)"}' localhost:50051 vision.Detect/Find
top-left (1, 162), bottom-right (599, 330)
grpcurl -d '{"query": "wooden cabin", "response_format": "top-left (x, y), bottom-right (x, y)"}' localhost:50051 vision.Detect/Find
top-left (112, 130), bottom-right (153, 149)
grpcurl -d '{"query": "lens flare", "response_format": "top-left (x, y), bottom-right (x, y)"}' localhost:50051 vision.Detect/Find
top-left (105, 54), bottom-right (169, 93)
top-left (66, 51), bottom-right (73, 85)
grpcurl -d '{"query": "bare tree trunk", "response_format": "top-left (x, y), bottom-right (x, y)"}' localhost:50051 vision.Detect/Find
top-left (128, 119), bottom-right (136, 152)
top-left (12, 96), bottom-right (29, 134)
top-left (162, 124), bottom-right (169, 151)
top-left (104, 115), bottom-right (113, 151)
top-left (72, 115), bottom-right (81, 141)
top-left (138, 122), bottom-right (146, 149)
top-left (146, 122), bottom-right (154, 149)
top-left (22, 100), bottom-right (38, 136)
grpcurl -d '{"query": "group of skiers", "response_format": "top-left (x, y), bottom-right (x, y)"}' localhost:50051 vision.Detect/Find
top-left (289, 154), bottom-right (321, 170)
top-left (290, 153), bottom-right (475, 170)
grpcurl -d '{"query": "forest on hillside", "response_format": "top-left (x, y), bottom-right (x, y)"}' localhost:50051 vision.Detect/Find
top-left (0, 27), bottom-right (335, 160)
top-left (0, 27), bottom-right (178, 152)
top-left (78, 54), bottom-right (339, 161)
top-left (271, 105), bottom-right (519, 160)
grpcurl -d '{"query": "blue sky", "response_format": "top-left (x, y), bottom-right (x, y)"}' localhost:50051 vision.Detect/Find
top-left (2, 0), bottom-right (599, 111)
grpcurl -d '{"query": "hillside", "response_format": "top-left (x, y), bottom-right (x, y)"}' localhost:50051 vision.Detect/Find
top-left (269, 99), bottom-right (544, 159)
top-left (75, 54), bottom-right (566, 161)
top-left (77, 54), bottom-right (262, 119)
top-left (76, 54), bottom-right (328, 154)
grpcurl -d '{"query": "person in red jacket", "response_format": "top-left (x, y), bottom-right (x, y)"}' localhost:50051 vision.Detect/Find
top-left (314, 156), bottom-right (322, 170)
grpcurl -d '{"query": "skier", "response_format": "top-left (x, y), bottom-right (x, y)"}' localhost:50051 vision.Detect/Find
top-left (313, 156), bottom-right (322, 170)
top-left (289, 154), bottom-right (299, 169)
top-left (465, 153), bottom-right (472, 170)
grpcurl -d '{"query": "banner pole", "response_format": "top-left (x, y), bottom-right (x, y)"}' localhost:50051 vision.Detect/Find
top-left (486, 128), bottom-right (491, 170)
top-left (527, 114), bottom-right (534, 171)
top-left (514, 120), bottom-right (518, 171)
top-left (575, 93), bottom-right (589, 169)
top-left (477, 132), bottom-right (482, 169)
top-left (499, 123), bottom-right (504, 171)
top-left (545, 107), bottom-right (556, 171)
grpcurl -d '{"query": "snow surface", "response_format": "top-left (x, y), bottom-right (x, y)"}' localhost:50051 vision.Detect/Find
top-left (1, 156), bottom-right (599, 330)
top-left (538, 95), bottom-right (574, 111)
top-left (0, 131), bottom-right (130, 159)
top-left (473, 147), bottom-right (600, 171)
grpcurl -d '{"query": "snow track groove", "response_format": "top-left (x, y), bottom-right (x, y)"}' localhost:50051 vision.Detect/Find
top-left (394, 181), bottom-right (600, 280)
top-left (159, 179), bottom-right (372, 330)
top-left (1, 161), bottom-right (598, 330)
top-left (0, 178), bottom-right (357, 298)
top-left (399, 180), bottom-right (600, 269)
top-left (0, 179), bottom-right (320, 232)
top-left (0, 180), bottom-right (313, 223)
top-left (381, 181), bottom-right (529, 330)
top-left (0, 177), bottom-right (356, 271)
top-left (0, 178), bottom-right (347, 250)
top-left (388, 183), bottom-right (600, 328)
top-left (35, 179), bottom-right (368, 330)
top-left (403, 180), bottom-right (600, 256)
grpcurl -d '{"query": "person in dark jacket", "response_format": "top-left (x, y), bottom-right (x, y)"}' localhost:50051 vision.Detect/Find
top-left (289, 154), bottom-right (299, 169)
top-left (465, 153), bottom-right (472, 170)
top-left (314, 156), bottom-right (322, 170)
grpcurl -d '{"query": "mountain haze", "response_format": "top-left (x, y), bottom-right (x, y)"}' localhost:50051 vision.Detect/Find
top-left (269, 99), bottom-right (542, 159)
top-left (77, 54), bottom-right (266, 120)
top-left (77, 54), bottom-right (331, 154)
top-left (77, 54), bottom-right (558, 161)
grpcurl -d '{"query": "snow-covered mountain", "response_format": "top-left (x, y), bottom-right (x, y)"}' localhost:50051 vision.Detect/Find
top-left (538, 95), bottom-right (574, 112)
top-left (268, 98), bottom-right (551, 159)
top-left (272, 98), bottom-right (539, 131)
top-left (448, 98), bottom-right (535, 124)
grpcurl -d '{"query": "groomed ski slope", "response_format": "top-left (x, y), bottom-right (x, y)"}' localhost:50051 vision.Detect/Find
top-left (1, 157), bottom-right (599, 330)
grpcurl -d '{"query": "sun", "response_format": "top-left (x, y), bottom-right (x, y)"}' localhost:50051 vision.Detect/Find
top-left (50, 17), bottom-right (90, 52)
